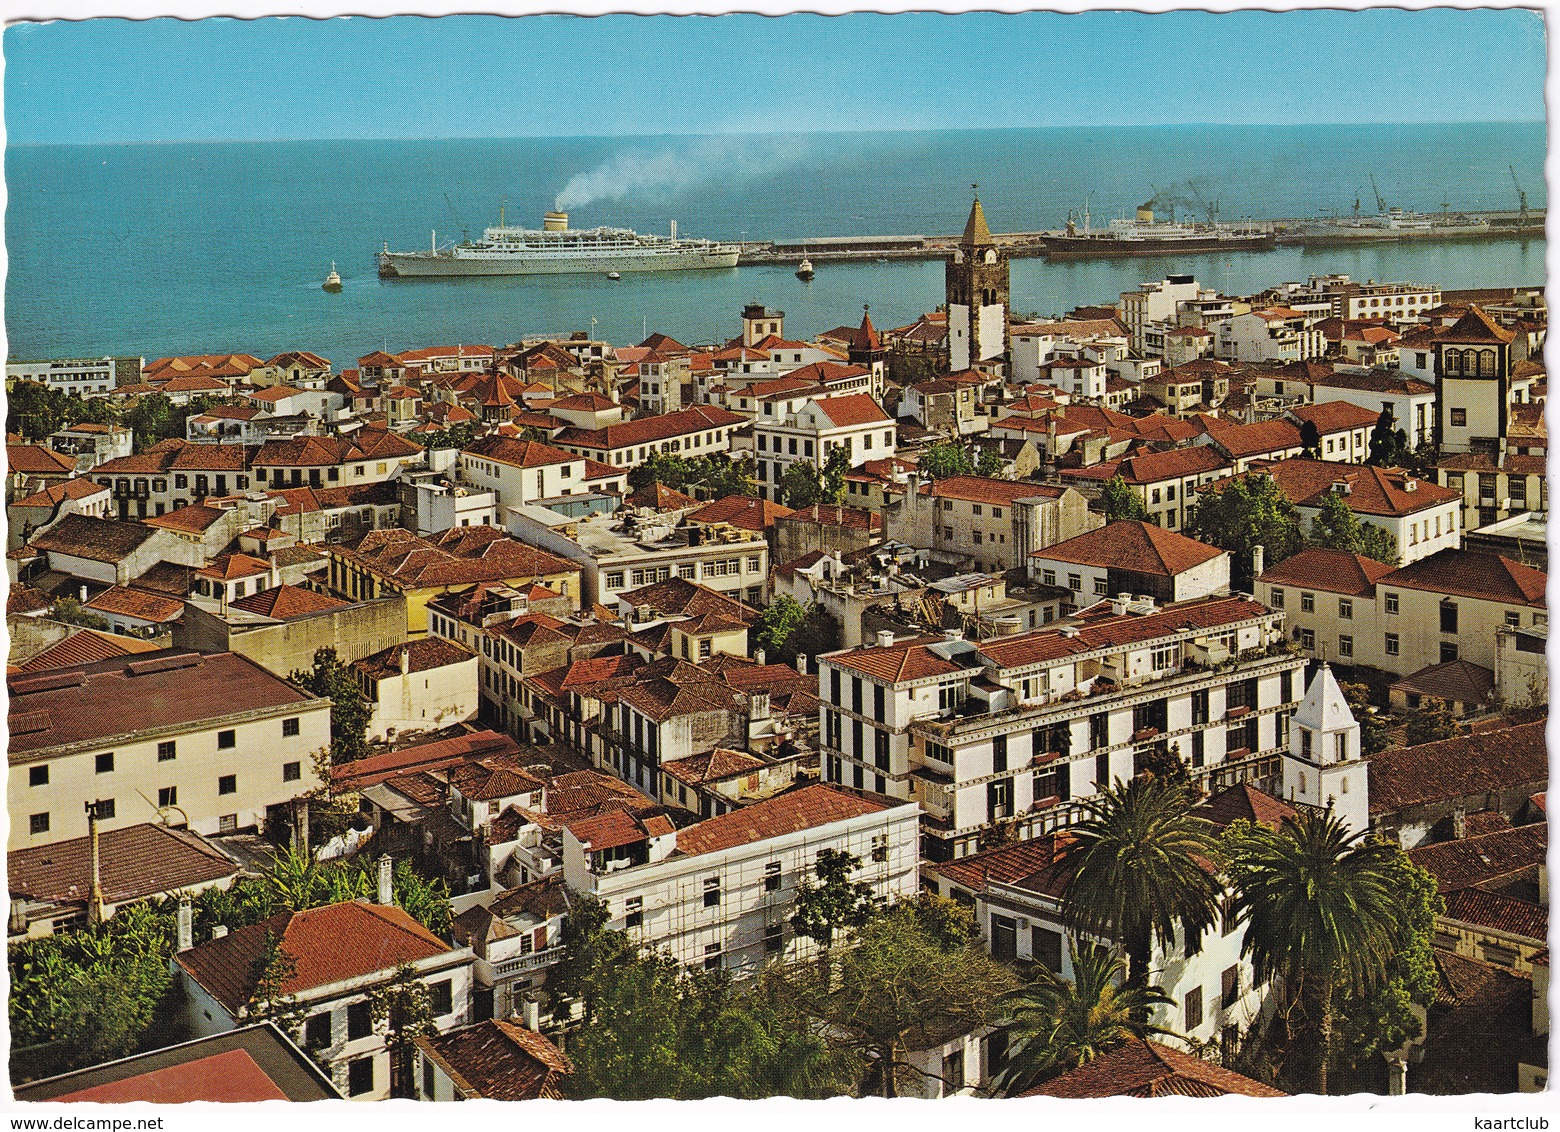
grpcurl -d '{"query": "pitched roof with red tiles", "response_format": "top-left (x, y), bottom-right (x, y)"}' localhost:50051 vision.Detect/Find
top-left (333, 526), bottom-right (577, 589)
top-left (330, 730), bottom-right (519, 791)
top-left (83, 585), bottom-right (185, 622)
top-left (823, 633), bottom-right (966, 682)
top-left (1407, 823), bottom-right (1547, 893)
top-left (661, 748), bottom-right (766, 786)
top-left (674, 784), bottom-right (895, 856)
top-left (808, 392), bottom-right (892, 430)
top-left (10, 477), bottom-right (110, 508)
top-left (226, 584), bottom-right (350, 621)
top-left (1442, 886), bottom-right (1547, 943)
top-left (782, 501), bottom-right (885, 530)
top-left (1206, 419), bottom-right (1304, 459)
top-left (13, 629), bottom-right (163, 674)
top-left (9, 822), bottom-right (238, 907)
top-left (196, 552), bottom-right (273, 581)
top-left (1250, 458), bottom-right (1460, 518)
top-left (918, 475), bottom-right (1064, 507)
top-left (687, 494), bottom-right (795, 531)
top-left (567, 809), bottom-right (677, 853)
top-left (927, 835), bottom-right (1065, 894)
top-left (1441, 305), bottom-right (1516, 345)
top-left (1381, 548), bottom-right (1546, 607)
top-left (1192, 783), bottom-right (1296, 830)
top-left (28, 513), bottom-right (158, 561)
top-left (1060, 446), bottom-right (1230, 486)
top-left (1287, 400), bottom-right (1383, 432)
top-left (1369, 719), bottom-right (1548, 815)
top-left (175, 901), bottom-right (457, 1013)
top-left (7, 444), bottom-right (76, 475)
top-left (415, 1020), bottom-right (573, 1101)
top-left (617, 575), bottom-right (757, 622)
top-left (625, 481), bottom-right (703, 512)
top-left (1258, 547), bottom-right (1394, 597)
top-left (143, 502), bottom-right (230, 534)
top-left (354, 637), bottom-right (477, 681)
top-left (1390, 659), bottom-right (1495, 705)
top-left (554, 405), bottom-right (744, 451)
top-left (1033, 520), bottom-right (1223, 576)
top-left (462, 435), bottom-right (580, 469)
top-left (1020, 1039), bottom-right (1286, 1098)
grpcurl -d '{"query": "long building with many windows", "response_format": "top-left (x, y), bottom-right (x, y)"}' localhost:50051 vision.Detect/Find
top-left (817, 594), bottom-right (1306, 859)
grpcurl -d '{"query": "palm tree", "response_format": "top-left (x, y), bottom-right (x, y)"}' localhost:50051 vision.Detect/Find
top-left (1059, 776), bottom-right (1224, 1010)
top-left (1224, 808), bottom-right (1402, 1094)
top-left (995, 944), bottom-right (1172, 1095)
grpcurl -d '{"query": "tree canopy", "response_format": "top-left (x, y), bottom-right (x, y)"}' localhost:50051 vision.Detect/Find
top-left (1100, 474), bottom-right (1150, 522)
top-left (753, 595), bottom-right (808, 658)
top-left (627, 452), bottom-right (756, 499)
top-left (919, 441), bottom-right (975, 481)
top-left (1367, 409), bottom-right (1412, 467)
top-left (1404, 697), bottom-right (1461, 746)
top-left (291, 647), bottom-right (371, 764)
top-left (1309, 488), bottom-right (1399, 566)
top-left (1189, 475), bottom-right (1307, 590)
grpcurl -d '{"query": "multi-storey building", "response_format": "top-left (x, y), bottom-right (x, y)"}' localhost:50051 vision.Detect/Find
top-left (7, 356), bottom-right (125, 397)
top-left (946, 195), bottom-right (1009, 372)
top-left (1436, 306), bottom-right (1533, 456)
top-left (7, 650), bottom-right (331, 850)
top-left (1059, 447), bottom-right (1233, 533)
top-left (1437, 452), bottom-right (1549, 534)
top-left (882, 473), bottom-right (1098, 575)
top-left (1212, 308), bottom-right (1326, 364)
top-left (818, 594), bottom-right (1306, 859)
top-left (551, 405), bottom-right (744, 469)
top-left (564, 784), bottom-right (920, 977)
top-left (754, 393), bottom-right (896, 504)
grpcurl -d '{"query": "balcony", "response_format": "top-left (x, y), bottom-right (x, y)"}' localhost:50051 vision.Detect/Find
top-left (490, 946), bottom-right (566, 980)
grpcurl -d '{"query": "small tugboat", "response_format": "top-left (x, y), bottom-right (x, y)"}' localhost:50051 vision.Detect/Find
top-left (322, 262), bottom-right (342, 292)
top-left (606, 271), bottom-right (622, 280)
top-left (795, 257), bottom-right (815, 281)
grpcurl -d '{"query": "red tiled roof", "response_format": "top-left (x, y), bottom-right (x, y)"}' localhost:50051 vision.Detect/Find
top-left (927, 835), bottom-right (1064, 893)
top-left (1287, 400), bottom-right (1382, 432)
top-left (14, 628), bottom-right (162, 674)
top-left (1206, 419), bottom-right (1304, 459)
top-left (1249, 458), bottom-right (1460, 517)
top-left (1021, 1039), bottom-right (1286, 1098)
top-left (824, 633), bottom-right (965, 682)
top-left (567, 809), bottom-right (676, 853)
top-left (660, 748), bottom-right (765, 786)
top-left (1390, 659), bottom-right (1495, 706)
top-left (1259, 547), bottom-right (1394, 597)
top-left (1441, 305), bottom-right (1516, 345)
top-left (228, 584), bottom-right (350, 620)
top-left (1061, 446), bottom-right (1229, 486)
top-left (10, 477), bottom-right (109, 508)
top-left (1443, 886), bottom-right (1547, 943)
top-left (674, 784), bottom-right (893, 856)
top-left (415, 1020), bottom-right (573, 1101)
top-left (9, 823), bottom-right (237, 907)
top-left (1437, 451), bottom-right (1547, 478)
top-left (920, 475), bottom-right (1063, 507)
top-left (687, 495), bottom-right (795, 531)
top-left (1033, 520), bottom-right (1222, 576)
top-left (783, 502), bottom-right (884, 530)
top-left (812, 393), bottom-right (892, 429)
top-left (1192, 783), bottom-right (1295, 831)
top-left (83, 586), bottom-right (185, 622)
top-left (354, 637), bottom-right (476, 681)
top-left (625, 481), bottom-right (703, 512)
top-left (7, 444), bottom-right (77, 475)
top-left (463, 435), bottom-right (579, 469)
top-left (331, 730), bottom-right (518, 791)
top-left (144, 502), bottom-right (229, 534)
top-left (1407, 823), bottom-right (1547, 892)
top-left (1381, 548), bottom-right (1546, 607)
top-left (554, 405), bottom-right (744, 452)
top-left (333, 526), bottom-right (577, 590)
top-left (1369, 719), bottom-right (1548, 815)
top-left (196, 552), bottom-right (273, 581)
top-left (175, 901), bottom-right (456, 1013)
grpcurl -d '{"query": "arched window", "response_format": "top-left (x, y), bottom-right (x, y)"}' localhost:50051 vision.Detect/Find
top-left (1479, 350), bottom-right (1497, 377)
top-left (1298, 772), bottom-right (1307, 793)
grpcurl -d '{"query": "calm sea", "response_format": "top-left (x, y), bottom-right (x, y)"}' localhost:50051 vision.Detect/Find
top-left (4, 123), bottom-right (1546, 365)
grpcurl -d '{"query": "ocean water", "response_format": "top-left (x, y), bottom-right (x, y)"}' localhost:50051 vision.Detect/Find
top-left (4, 123), bottom-right (1546, 365)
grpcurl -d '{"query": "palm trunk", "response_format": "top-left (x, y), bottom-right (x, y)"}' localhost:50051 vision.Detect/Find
top-left (1316, 976), bottom-right (1334, 1096)
top-left (881, 1040), bottom-right (898, 1098)
top-left (1126, 924), bottom-right (1153, 1023)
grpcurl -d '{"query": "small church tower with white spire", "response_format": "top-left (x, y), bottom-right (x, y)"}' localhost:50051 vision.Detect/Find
top-left (945, 188), bottom-right (1009, 373)
top-left (1282, 663), bottom-right (1370, 836)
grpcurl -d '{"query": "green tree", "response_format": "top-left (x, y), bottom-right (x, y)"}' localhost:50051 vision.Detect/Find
top-left (625, 452), bottom-right (756, 498)
top-left (1100, 474), bottom-right (1149, 522)
top-left (1059, 776), bottom-right (1223, 1013)
top-left (918, 441), bottom-right (975, 480)
top-left (1298, 419), bottom-right (1322, 460)
top-left (975, 446), bottom-right (1006, 478)
top-left (792, 899), bottom-right (1018, 1097)
top-left (1223, 809), bottom-right (1405, 1094)
top-left (779, 461), bottom-right (823, 509)
top-left (244, 928), bottom-right (307, 1032)
top-left (1404, 697), bottom-right (1461, 746)
top-left (50, 597), bottom-right (111, 630)
top-left (1340, 682), bottom-right (1391, 756)
top-left (1367, 410), bottom-right (1411, 467)
top-left (1310, 488), bottom-right (1399, 565)
top-left (996, 944), bottom-right (1172, 1095)
top-left (6, 380), bottom-right (71, 439)
top-left (368, 961), bottom-right (439, 1098)
top-left (754, 594), bottom-right (808, 657)
top-left (791, 849), bottom-right (879, 960)
top-left (291, 647), bottom-right (371, 763)
top-left (1189, 475), bottom-right (1307, 591)
top-left (820, 446), bottom-right (851, 505)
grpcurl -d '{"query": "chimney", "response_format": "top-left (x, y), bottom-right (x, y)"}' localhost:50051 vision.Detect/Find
top-left (212, 924), bottom-right (229, 939)
top-left (795, 654), bottom-right (807, 675)
top-left (80, 584), bottom-right (88, 603)
top-left (400, 645), bottom-right (411, 676)
top-left (753, 647), bottom-right (765, 666)
top-left (943, 628), bottom-right (963, 642)
top-left (748, 690), bottom-right (771, 722)
top-left (377, 853), bottom-right (394, 905)
top-left (522, 996), bottom-right (541, 1031)
top-left (1252, 544), bottom-right (1265, 580)
top-left (1452, 807), bottom-right (1467, 840)
top-left (876, 629), bottom-right (896, 648)
top-left (294, 797), bottom-right (310, 855)
top-left (85, 801), bottom-right (105, 926)
top-left (177, 896), bottom-right (194, 952)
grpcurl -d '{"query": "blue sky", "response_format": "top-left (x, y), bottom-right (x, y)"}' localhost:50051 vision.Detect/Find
top-left (4, 9), bottom-right (1547, 145)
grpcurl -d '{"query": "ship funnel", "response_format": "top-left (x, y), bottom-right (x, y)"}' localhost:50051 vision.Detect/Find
top-left (544, 211), bottom-right (569, 232)
top-left (1136, 206), bottom-right (1155, 224)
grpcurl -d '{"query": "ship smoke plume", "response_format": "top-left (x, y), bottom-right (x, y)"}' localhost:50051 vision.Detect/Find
top-left (555, 135), bottom-right (812, 212)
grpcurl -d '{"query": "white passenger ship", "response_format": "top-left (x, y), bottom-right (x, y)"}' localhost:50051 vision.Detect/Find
top-left (378, 209), bottom-right (741, 277)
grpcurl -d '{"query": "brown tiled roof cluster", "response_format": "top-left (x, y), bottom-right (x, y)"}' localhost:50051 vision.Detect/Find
top-left (1247, 457), bottom-right (1460, 518)
top-left (353, 637), bottom-right (477, 681)
top-left (13, 629), bottom-right (162, 674)
top-left (687, 495), bottom-right (795, 531)
top-left (1382, 548), bottom-right (1546, 606)
top-left (94, 438), bottom-right (257, 476)
top-left (415, 1021), bottom-right (573, 1101)
top-left (1389, 659), bottom-right (1495, 705)
top-left (253, 429), bottom-right (420, 467)
top-left (1441, 305), bottom-right (1516, 345)
top-left (330, 730), bottom-right (518, 792)
top-left (928, 835), bottom-right (1064, 894)
top-left (661, 748), bottom-right (765, 786)
top-left (1034, 520), bottom-right (1222, 576)
top-left (1442, 886), bottom-right (1548, 943)
top-left (1205, 419), bottom-right (1304, 459)
top-left (175, 901), bottom-right (455, 1012)
top-left (462, 435), bottom-right (579, 469)
top-left (782, 501), bottom-right (885, 530)
top-left (28, 513), bottom-right (157, 561)
top-left (568, 809), bottom-right (677, 853)
top-left (229, 584), bottom-right (351, 620)
top-left (144, 353), bottom-right (264, 381)
top-left (1406, 823), bottom-right (1547, 892)
top-left (1020, 1039), bottom-right (1286, 1098)
top-left (675, 784), bottom-right (893, 856)
top-left (1062, 446), bottom-right (1229, 486)
top-left (10, 477), bottom-right (109, 508)
top-left (813, 393), bottom-right (893, 429)
top-left (83, 586), bottom-right (185, 622)
top-left (8, 651), bottom-right (314, 755)
top-left (1286, 400), bottom-right (1382, 432)
top-left (334, 526), bottom-right (577, 589)
top-left (9, 823), bottom-right (238, 907)
top-left (1369, 719), bottom-right (1548, 814)
top-left (448, 753), bottom-right (546, 802)
top-left (1191, 783), bottom-right (1296, 830)
top-left (555, 405), bottom-right (744, 451)
top-left (1259, 547), bottom-right (1394, 597)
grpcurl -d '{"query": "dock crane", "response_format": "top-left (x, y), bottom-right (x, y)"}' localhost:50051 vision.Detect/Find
top-left (1509, 165), bottom-right (1530, 226)
top-left (1369, 173), bottom-right (1388, 216)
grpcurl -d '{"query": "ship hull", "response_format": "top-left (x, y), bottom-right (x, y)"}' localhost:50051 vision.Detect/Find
top-left (1278, 223), bottom-right (1544, 247)
top-left (380, 247), bottom-right (740, 277)
top-left (1040, 234), bottom-right (1276, 260)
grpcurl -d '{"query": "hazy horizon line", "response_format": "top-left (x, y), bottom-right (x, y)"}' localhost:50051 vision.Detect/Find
top-left (9, 118), bottom-right (1548, 148)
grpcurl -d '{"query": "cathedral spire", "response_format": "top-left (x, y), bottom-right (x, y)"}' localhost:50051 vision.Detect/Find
top-left (961, 185), bottom-right (994, 247)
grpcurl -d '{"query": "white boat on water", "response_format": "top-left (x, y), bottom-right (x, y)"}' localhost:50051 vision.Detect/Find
top-left (322, 262), bottom-right (342, 292)
top-left (379, 208), bottom-right (740, 278)
top-left (795, 257), bottom-right (815, 280)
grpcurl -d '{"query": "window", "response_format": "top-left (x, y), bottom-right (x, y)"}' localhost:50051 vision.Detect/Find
top-left (1385, 592), bottom-right (1399, 615)
top-left (283, 761), bottom-right (302, 782)
top-left (1440, 642), bottom-right (1459, 663)
top-left (991, 914), bottom-right (1018, 961)
top-left (703, 943), bottom-right (723, 971)
top-left (282, 717), bottom-right (300, 737)
top-left (347, 1057), bottom-right (374, 1097)
top-left (94, 799), bottom-right (116, 820)
top-left (625, 896), bottom-right (643, 928)
top-left (871, 834), bottom-right (890, 863)
top-left (1300, 629), bottom-right (1315, 651)
top-left (29, 813), bottom-right (49, 836)
top-left (1338, 635), bottom-right (1353, 659)
top-left (764, 923), bottom-right (783, 953)
top-left (1300, 592), bottom-right (1315, 613)
top-left (703, 876), bottom-right (721, 907)
top-left (764, 862), bottom-right (782, 892)
top-left (304, 1011), bottom-right (331, 1050)
top-left (1221, 965), bottom-right (1240, 1008)
top-left (1506, 610), bottom-right (1522, 628)
top-left (1042, 569), bottom-right (1056, 586)
top-left (874, 684), bottom-right (886, 722)
top-left (1094, 578), bottom-right (1109, 596)
top-left (1338, 598), bottom-right (1353, 620)
top-left (217, 730), bottom-right (237, 750)
top-left (158, 786), bottom-right (177, 808)
top-left (428, 979), bottom-right (453, 1016)
top-left (1450, 408), bottom-right (1467, 427)
top-left (1269, 587), bottom-right (1284, 609)
top-left (1032, 926), bottom-right (1063, 973)
top-left (219, 774), bottom-right (237, 795)
top-left (942, 1046), bottom-right (966, 1093)
top-left (96, 752), bottom-right (114, 774)
top-left (1440, 601), bottom-right (1458, 634)
top-left (1185, 986), bottom-right (1204, 1031)
top-left (347, 1001), bottom-right (373, 1040)
top-left (29, 766), bottom-right (47, 787)
top-left (992, 733), bottom-right (1008, 773)
top-left (1067, 573), bottom-right (1082, 592)
top-left (1385, 633), bottom-right (1400, 657)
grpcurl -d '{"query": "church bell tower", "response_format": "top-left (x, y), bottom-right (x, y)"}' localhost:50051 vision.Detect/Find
top-left (945, 187), bottom-right (1009, 373)
top-left (1282, 663), bottom-right (1370, 836)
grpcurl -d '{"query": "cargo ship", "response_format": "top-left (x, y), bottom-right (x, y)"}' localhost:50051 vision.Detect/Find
top-left (378, 209), bottom-right (741, 277)
top-left (1039, 205), bottom-right (1276, 260)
